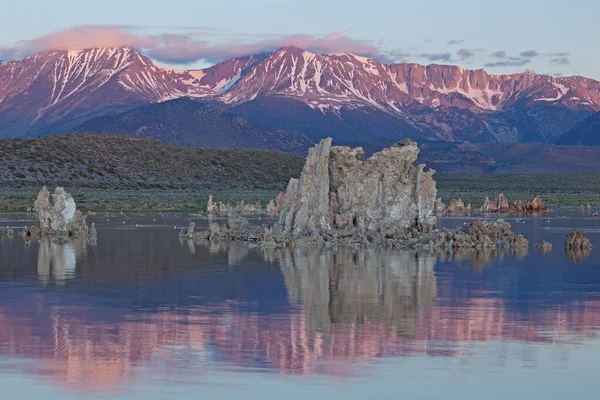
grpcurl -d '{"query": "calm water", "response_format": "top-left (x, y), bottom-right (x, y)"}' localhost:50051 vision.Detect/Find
top-left (0, 212), bottom-right (599, 399)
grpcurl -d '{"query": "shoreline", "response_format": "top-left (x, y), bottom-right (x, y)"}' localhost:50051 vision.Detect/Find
top-left (2, 173), bottom-right (600, 212)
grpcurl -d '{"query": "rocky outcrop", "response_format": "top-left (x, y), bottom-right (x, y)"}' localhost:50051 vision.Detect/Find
top-left (21, 187), bottom-right (96, 244)
top-left (279, 138), bottom-right (437, 242)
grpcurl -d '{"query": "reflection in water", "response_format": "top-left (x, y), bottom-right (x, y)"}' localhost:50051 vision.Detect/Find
top-left (437, 247), bottom-right (528, 270)
top-left (566, 247), bottom-right (593, 263)
top-left (0, 215), bottom-right (599, 394)
top-left (37, 239), bottom-right (89, 283)
top-left (280, 247), bottom-right (436, 334)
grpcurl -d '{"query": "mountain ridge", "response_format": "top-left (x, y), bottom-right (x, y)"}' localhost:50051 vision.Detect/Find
top-left (1, 46), bottom-right (599, 143)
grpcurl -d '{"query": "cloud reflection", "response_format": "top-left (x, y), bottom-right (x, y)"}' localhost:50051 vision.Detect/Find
top-left (0, 242), bottom-right (598, 393)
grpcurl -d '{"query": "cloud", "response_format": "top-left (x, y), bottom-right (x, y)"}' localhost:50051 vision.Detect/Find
top-left (550, 56), bottom-right (570, 65)
top-left (447, 39), bottom-right (464, 45)
top-left (485, 57), bottom-right (531, 68)
top-left (490, 50), bottom-right (506, 58)
top-left (418, 52), bottom-right (452, 62)
top-left (457, 48), bottom-right (475, 60)
top-left (547, 52), bottom-right (569, 57)
top-left (0, 25), bottom-right (381, 64)
top-left (387, 50), bottom-right (411, 62)
top-left (520, 50), bottom-right (539, 58)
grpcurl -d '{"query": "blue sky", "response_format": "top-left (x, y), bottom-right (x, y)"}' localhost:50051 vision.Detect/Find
top-left (1, 0), bottom-right (597, 79)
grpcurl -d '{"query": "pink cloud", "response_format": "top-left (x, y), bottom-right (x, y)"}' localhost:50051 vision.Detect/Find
top-left (0, 25), bottom-right (381, 65)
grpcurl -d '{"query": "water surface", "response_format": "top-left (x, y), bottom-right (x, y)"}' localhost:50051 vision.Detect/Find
top-left (0, 212), bottom-right (599, 399)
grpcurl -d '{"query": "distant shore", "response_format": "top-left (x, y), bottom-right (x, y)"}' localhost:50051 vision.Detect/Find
top-left (2, 172), bottom-right (600, 212)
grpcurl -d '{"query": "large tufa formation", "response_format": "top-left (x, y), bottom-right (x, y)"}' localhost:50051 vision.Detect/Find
top-left (22, 187), bottom-right (96, 243)
top-left (278, 138), bottom-right (437, 242)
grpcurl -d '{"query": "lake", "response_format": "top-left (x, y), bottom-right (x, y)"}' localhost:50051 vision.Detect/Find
top-left (0, 212), bottom-right (599, 399)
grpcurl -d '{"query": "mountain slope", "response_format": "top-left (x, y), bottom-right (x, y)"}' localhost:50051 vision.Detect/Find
top-left (0, 133), bottom-right (304, 189)
top-left (71, 97), bottom-right (312, 151)
top-left (1, 46), bottom-right (600, 143)
top-left (557, 111), bottom-right (600, 145)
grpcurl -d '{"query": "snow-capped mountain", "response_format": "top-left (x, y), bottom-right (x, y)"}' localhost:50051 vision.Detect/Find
top-left (1, 45), bottom-right (599, 142)
top-left (222, 46), bottom-right (600, 113)
top-left (0, 47), bottom-right (249, 136)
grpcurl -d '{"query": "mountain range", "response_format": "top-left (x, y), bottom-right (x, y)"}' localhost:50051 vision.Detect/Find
top-left (1, 46), bottom-right (599, 144)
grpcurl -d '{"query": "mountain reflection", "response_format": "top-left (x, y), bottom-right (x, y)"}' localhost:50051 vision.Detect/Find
top-left (0, 238), bottom-right (599, 393)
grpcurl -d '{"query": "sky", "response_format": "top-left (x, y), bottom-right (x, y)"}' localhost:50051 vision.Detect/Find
top-left (1, 0), bottom-right (598, 79)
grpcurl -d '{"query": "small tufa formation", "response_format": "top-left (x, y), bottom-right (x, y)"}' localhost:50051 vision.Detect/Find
top-left (565, 230), bottom-right (592, 250)
top-left (481, 193), bottom-right (547, 214)
top-left (436, 198), bottom-right (446, 214)
top-left (0, 227), bottom-right (14, 238)
top-left (278, 138), bottom-right (437, 242)
top-left (207, 195), bottom-right (263, 216)
top-left (444, 198), bottom-right (471, 214)
top-left (266, 192), bottom-right (285, 216)
top-left (438, 219), bottom-right (528, 251)
top-left (565, 230), bottom-right (593, 263)
top-left (481, 193), bottom-right (511, 213)
top-left (534, 241), bottom-right (553, 253)
top-left (181, 215), bottom-right (264, 242)
top-left (21, 186), bottom-right (95, 244)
